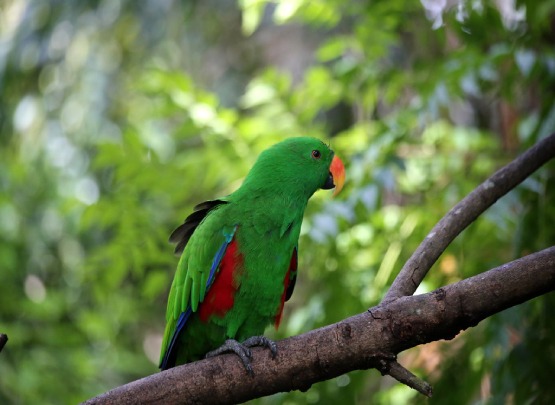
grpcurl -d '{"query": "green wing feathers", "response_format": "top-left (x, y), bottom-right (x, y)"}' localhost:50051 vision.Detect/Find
top-left (160, 200), bottom-right (234, 367)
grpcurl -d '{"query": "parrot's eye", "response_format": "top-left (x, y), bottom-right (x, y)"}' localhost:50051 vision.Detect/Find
top-left (311, 150), bottom-right (321, 159)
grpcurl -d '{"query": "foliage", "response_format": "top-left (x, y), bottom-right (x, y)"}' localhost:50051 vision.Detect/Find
top-left (0, 0), bottom-right (554, 404)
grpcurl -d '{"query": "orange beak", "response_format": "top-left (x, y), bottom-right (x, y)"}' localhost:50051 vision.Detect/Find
top-left (330, 155), bottom-right (345, 196)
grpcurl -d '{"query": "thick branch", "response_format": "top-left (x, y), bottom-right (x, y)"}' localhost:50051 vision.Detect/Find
top-left (385, 133), bottom-right (555, 301)
top-left (83, 247), bottom-right (555, 405)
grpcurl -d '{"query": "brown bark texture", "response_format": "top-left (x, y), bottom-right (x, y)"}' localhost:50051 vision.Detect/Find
top-left (83, 134), bottom-right (555, 405)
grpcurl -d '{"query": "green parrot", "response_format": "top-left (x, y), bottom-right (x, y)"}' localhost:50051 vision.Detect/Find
top-left (159, 137), bottom-right (345, 373)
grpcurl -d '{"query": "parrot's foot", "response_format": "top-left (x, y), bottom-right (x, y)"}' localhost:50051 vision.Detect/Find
top-left (242, 336), bottom-right (278, 358)
top-left (205, 336), bottom-right (277, 376)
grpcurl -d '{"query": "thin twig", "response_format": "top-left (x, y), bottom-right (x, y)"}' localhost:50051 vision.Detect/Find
top-left (0, 334), bottom-right (7, 353)
top-left (384, 133), bottom-right (555, 301)
top-left (376, 359), bottom-right (433, 398)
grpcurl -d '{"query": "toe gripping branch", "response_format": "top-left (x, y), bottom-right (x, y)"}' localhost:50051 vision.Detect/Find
top-left (206, 336), bottom-right (278, 376)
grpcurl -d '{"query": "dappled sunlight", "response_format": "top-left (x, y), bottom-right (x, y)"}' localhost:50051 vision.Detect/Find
top-left (1, 0), bottom-right (554, 403)
top-left (24, 275), bottom-right (47, 303)
top-left (143, 333), bottom-right (163, 366)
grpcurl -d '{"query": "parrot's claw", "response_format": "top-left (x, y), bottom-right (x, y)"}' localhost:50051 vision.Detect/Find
top-left (206, 339), bottom-right (254, 375)
top-left (242, 336), bottom-right (278, 359)
top-left (205, 336), bottom-right (278, 376)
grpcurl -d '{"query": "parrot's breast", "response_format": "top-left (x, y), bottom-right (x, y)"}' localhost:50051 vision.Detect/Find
top-left (207, 226), bottom-right (297, 340)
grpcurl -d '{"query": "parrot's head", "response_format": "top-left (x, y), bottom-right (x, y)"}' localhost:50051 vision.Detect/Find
top-left (242, 137), bottom-right (345, 199)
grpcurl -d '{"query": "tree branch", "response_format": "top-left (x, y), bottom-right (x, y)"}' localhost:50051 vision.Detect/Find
top-left (384, 133), bottom-right (555, 301)
top-left (0, 334), bottom-right (7, 353)
top-left (376, 358), bottom-right (433, 397)
top-left (83, 247), bottom-right (555, 405)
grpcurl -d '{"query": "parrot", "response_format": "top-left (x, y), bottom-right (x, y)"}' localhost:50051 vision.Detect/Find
top-left (159, 137), bottom-right (345, 374)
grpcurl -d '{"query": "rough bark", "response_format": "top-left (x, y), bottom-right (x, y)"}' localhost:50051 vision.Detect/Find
top-left (83, 133), bottom-right (555, 404)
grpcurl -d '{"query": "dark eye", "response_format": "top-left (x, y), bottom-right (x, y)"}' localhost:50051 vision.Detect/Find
top-left (311, 150), bottom-right (321, 159)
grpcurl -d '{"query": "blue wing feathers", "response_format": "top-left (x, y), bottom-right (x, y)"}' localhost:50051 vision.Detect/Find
top-left (206, 226), bottom-right (236, 291)
top-left (160, 225), bottom-right (237, 370)
top-left (160, 308), bottom-right (193, 370)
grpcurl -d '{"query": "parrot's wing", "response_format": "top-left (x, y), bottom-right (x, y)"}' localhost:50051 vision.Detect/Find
top-left (275, 246), bottom-right (298, 329)
top-left (285, 246), bottom-right (297, 302)
top-left (169, 199), bottom-right (227, 255)
top-left (160, 200), bottom-right (235, 369)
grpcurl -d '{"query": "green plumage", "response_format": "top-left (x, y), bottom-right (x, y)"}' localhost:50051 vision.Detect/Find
top-left (160, 137), bottom-right (339, 369)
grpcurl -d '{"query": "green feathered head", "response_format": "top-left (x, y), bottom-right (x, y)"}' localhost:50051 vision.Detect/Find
top-left (239, 137), bottom-right (345, 199)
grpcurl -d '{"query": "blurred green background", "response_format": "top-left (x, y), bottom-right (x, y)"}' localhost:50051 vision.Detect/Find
top-left (1, 0), bottom-right (554, 404)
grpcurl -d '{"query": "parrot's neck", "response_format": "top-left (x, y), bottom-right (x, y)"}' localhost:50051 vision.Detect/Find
top-left (236, 187), bottom-right (309, 214)
top-left (231, 185), bottom-right (310, 237)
